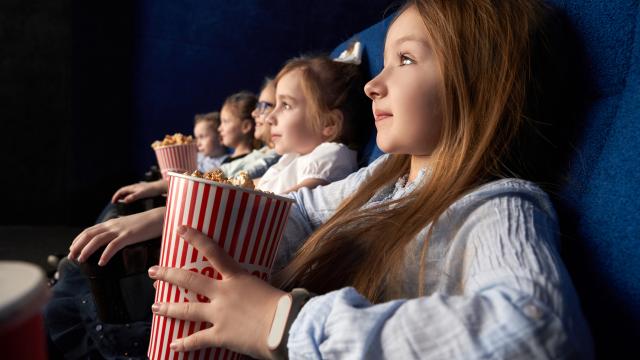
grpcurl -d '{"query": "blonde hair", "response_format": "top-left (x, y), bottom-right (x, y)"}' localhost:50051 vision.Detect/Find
top-left (273, 55), bottom-right (371, 150)
top-left (194, 111), bottom-right (221, 130)
top-left (274, 0), bottom-right (562, 302)
top-left (222, 91), bottom-right (258, 148)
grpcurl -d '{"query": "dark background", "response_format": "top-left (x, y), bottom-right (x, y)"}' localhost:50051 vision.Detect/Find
top-left (0, 0), bottom-right (396, 227)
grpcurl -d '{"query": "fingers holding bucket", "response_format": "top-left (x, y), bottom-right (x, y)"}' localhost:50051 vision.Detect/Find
top-left (176, 225), bottom-right (244, 279)
top-left (148, 265), bottom-right (216, 298)
top-left (152, 301), bottom-right (211, 324)
top-left (170, 327), bottom-right (218, 352)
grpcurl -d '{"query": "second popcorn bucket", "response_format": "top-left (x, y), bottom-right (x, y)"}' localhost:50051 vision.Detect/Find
top-left (148, 171), bottom-right (294, 360)
top-left (153, 143), bottom-right (198, 179)
top-left (151, 133), bottom-right (199, 179)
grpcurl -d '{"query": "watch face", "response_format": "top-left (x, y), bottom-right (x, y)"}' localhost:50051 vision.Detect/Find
top-left (267, 294), bottom-right (293, 349)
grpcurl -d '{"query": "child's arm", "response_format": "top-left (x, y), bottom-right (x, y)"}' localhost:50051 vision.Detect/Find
top-left (284, 191), bottom-right (592, 359)
top-left (111, 179), bottom-right (168, 203)
top-left (69, 206), bottom-right (166, 265)
top-left (283, 178), bottom-right (329, 194)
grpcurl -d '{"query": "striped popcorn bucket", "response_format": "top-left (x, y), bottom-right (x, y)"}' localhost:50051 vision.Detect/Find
top-left (148, 171), bottom-right (294, 360)
top-left (154, 143), bottom-right (198, 179)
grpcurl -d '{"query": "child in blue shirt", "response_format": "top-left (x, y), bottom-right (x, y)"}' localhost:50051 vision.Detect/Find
top-left (194, 111), bottom-right (228, 172)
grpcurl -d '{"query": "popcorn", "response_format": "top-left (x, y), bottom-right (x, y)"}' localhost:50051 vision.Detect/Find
top-left (187, 170), bottom-right (255, 190)
top-left (151, 133), bottom-right (194, 149)
top-left (229, 171), bottom-right (253, 189)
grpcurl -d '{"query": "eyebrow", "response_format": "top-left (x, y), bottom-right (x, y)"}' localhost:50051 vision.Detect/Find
top-left (277, 94), bottom-right (297, 102)
top-left (393, 34), bottom-right (430, 48)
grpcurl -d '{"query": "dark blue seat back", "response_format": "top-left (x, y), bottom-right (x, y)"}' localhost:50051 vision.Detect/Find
top-left (331, 1), bottom-right (640, 356)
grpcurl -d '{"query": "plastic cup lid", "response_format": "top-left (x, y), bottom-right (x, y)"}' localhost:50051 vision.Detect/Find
top-left (0, 261), bottom-right (47, 323)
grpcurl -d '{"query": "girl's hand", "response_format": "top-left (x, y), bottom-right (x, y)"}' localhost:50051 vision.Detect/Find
top-left (69, 207), bottom-right (165, 265)
top-left (111, 179), bottom-right (168, 204)
top-left (148, 226), bottom-right (286, 359)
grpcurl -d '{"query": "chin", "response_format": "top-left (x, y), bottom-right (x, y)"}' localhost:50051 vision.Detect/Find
top-left (375, 136), bottom-right (395, 154)
top-left (274, 145), bottom-right (286, 155)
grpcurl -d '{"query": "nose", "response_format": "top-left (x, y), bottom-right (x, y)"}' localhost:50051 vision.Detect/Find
top-left (251, 108), bottom-right (259, 120)
top-left (364, 73), bottom-right (386, 100)
top-left (265, 111), bottom-right (276, 126)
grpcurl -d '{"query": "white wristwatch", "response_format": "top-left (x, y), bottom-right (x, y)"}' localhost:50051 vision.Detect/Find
top-left (267, 288), bottom-right (312, 359)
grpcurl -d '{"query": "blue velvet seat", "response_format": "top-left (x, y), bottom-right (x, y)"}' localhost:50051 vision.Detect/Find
top-left (331, 1), bottom-right (640, 357)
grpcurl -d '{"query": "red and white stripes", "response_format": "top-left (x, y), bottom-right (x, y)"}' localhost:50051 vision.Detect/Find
top-left (154, 144), bottom-right (198, 179)
top-left (148, 173), bottom-right (293, 360)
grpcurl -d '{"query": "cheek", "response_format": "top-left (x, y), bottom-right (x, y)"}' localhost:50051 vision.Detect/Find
top-left (284, 121), bottom-right (309, 143)
top-left (228, 123), bottom-right (240, 135)
top-left (405, 83), bottom-right (441, 134)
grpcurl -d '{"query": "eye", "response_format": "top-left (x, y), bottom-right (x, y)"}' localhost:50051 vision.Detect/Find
top-left (399, 53), bottom-right (415, 66)
top-left (282, 102), bottom-right (291, 110)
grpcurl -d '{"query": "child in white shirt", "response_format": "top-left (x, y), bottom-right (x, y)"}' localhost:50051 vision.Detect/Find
top-left (257, 56), bottom-right (370, 194)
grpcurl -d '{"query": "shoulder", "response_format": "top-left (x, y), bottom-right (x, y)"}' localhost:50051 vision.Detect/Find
top-left (278, 153), bottom-right (299, 165)
top-left (261, 148), bottom-right (280, 160)
top-left (302, 142), bottom-right (356, 165)
top-left (265, 153), bottom-right (297, 173)
top-left (244, 149), bottom-right (263, 159)
top-left (457, 179), bottom-right (555, 215)
top-left (307, 142), bottom-right (352, 156)
top-left (441, 178), bottom-right (559, 246)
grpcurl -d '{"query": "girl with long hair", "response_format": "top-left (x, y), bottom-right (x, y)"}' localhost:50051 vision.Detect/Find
top-left (148, 1), bottom-right (593, 358)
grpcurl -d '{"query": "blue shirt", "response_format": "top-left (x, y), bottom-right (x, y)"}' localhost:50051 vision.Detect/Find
top-left (220, 146), bottom-right (281, 179)
top-left (197, 152), bottom-right (228, 172)
top-left (275, 154), bottom-right (594, 359)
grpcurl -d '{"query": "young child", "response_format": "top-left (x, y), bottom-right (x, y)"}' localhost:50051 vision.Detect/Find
top-left (256, 55), bottom-right (370, 194)
top-left (144, 1), bottom-right (594, 359)
top-left (194, 111), bottom-right (228, 172)
top-left (218, 91), bottom-right (258, 163)
top-left (219, 78), bottom-right (281, 179)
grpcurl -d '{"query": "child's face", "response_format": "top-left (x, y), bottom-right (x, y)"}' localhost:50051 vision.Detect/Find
top-left (267, 69), bottom-right (325, 155)
top-left (364, 5), bottom-right (443, 156)
top-left (194, 121), bottom-right (221, 156)
top-left (219, 105), bottom-right (250, 148)
top-left (252, 85), bottom-right (276, 143)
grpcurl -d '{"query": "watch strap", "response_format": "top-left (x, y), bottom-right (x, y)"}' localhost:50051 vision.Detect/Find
top-left (267, 288), bottom-right (312, 360)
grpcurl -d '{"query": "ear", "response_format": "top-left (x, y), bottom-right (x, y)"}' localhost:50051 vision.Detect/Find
top-left (240, 119), bottom-right (254, 135)
top-left (321, 109), bottom-right (344, 141)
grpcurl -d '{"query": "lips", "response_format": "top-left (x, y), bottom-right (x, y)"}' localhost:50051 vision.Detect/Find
top-left (372, 103), bottom-right (393, 121)
top-left (271, 134), bottom-right (281, 141)
top-left (373, 111), bottom-right (393, 122)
